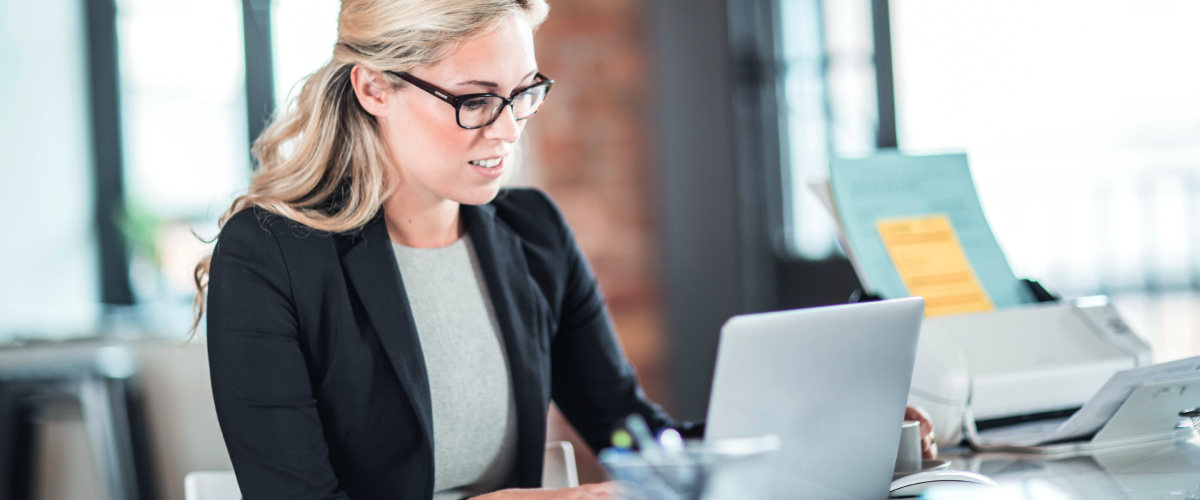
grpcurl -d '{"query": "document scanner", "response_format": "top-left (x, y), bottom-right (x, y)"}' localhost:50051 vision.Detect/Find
top-left (906, 296), bottom-right (1153, 448)
top-left (817, 154), bottom-right (1161, 450)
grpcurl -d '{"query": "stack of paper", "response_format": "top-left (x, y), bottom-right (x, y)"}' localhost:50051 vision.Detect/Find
top-left (821, 153), bottom-right (1032, 316)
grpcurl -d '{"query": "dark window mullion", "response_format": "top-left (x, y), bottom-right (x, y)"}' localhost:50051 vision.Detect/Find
top-left (85, 0), bottom-right (133, 306)
top-left (242, 0), bottom-right (275, 160)
top-left (871, 0), bottom-right (898, 149)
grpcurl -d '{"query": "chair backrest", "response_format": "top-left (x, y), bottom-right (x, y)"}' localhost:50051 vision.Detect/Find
top-left (184, 471), bottom-right (240, 500)
top-left (184, 441), bottom-right (579, 499)
top-left (542, 441), bottom-right (579, 489)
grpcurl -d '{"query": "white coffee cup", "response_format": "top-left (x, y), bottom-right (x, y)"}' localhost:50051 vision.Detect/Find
top-left (894, 420), bottom-right (922, 473)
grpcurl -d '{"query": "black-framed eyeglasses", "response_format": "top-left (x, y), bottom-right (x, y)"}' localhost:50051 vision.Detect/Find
top-left (386, 71), bottom-right (554, 130)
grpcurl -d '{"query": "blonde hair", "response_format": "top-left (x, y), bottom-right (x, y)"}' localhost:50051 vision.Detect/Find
top-left (190, 0), bottom-right (550, 335)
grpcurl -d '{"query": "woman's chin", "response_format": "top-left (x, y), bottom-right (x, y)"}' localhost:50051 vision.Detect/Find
top-left (454, 184), bottom-right (504, 206)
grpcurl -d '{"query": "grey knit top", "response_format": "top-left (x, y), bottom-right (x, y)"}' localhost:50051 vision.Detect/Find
top-left (392, 235), bottom-right (518, 500)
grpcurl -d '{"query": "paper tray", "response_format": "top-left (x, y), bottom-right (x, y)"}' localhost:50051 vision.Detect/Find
top-left (963, 377), bottom-right (1200, 455)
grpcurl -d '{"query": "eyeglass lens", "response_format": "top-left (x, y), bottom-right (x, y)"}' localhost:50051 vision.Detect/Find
top-left (458, 83), bottom-right (550, 128)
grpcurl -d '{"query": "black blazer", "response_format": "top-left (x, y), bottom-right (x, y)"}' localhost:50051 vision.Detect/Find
top-left (207, 189), bottom-right (690, 500)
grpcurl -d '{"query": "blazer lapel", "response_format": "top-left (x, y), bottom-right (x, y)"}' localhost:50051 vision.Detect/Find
top-left (338, 215), bottom-right (434, 453)
top-left (463, 203), bottom-right (549, 488)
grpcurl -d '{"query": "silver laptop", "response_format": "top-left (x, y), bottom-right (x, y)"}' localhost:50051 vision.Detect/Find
top-left (704, 297), bottom-right (925, 499)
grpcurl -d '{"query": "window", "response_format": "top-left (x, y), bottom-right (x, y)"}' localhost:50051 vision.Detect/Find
top-left (0, 0), bottom-right (344, 342)
top-left (777, 0), bottom-right (1200, 358)
top-left (781, 0), bottom-right (1200, 295)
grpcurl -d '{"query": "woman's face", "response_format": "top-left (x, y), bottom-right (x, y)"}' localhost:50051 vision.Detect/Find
top-left (367, 14), bottom-right (539, 207)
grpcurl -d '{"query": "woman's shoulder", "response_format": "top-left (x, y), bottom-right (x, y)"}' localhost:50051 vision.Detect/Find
top-left (488, 187), bottom-right (572, 244)
top-left (219, 207), bottom-right (287, 245)
top-left (222, 207), bottom-right (339, 239)
top-left (217, 207), bottom-right (341, 260)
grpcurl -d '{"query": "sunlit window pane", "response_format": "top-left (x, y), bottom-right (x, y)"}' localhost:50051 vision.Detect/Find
top-left (891, 0), bottom-right (1200, 296)
top-left (779, 0), bottom-right (877, 258)
top-left (0, 0), bottom-right (101, 341)
top-left (117, 0), bottom-right (249, 311)
top-left (272, 0), bottom-right (340, 107)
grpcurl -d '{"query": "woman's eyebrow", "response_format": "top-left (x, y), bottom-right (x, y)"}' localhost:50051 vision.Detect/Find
top-left (455, 69), bottom-right (539, 89)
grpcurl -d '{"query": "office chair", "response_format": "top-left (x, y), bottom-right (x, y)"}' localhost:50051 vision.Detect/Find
top-left (184, 441), bottom-right (580, 500)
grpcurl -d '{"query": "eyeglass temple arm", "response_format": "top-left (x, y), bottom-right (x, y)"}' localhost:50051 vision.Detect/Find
top-left (388, 71), bottom-right (459, 106)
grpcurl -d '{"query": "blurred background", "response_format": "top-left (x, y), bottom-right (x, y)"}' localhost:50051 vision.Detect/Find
top-left (1, 0), bottom-right (1198, 497)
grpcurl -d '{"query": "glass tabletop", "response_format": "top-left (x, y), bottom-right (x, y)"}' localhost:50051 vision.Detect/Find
top-left (930, 436), bottom-right (1200, 499)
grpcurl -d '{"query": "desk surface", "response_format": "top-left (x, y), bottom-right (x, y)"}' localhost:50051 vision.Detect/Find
top-left (935, 436), bottom-right (1200, 499)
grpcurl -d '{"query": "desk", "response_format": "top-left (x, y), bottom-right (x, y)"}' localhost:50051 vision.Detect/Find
top-left (935, 436), bottom-right (1200, 499)
top-left (0, 342), bottom-right (148, 500)
top-left (0, 338), bottom-right (232, 500)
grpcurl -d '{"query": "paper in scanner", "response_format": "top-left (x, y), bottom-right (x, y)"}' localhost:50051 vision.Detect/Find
top-left (974, 356), bottom-right (1200, 447)
top-left (828, 153), bottom-right (1033, 315)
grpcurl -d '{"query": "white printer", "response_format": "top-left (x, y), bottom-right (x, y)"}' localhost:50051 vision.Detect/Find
top-left (906, 296), bottom-right (1154, 448)
top-left (809, 157), bottom-right (1160, 450)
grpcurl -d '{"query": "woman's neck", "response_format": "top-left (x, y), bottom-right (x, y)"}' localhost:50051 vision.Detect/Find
top-left (382, 192), bottom-right (462, 248)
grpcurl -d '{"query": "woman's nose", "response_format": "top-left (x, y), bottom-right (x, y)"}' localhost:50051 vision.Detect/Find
top-left (483, 105), bottom-right (522, 143)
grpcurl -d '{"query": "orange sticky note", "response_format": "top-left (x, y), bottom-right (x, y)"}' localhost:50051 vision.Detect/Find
top-left (877, 214), bottom-right (995, 317)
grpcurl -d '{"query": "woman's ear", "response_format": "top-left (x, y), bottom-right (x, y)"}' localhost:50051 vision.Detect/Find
top-left (350, 66), bottom-right (390, 116)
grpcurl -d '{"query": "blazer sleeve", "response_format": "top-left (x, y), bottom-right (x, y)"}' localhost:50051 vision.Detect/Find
top-left (533, 192), bottom-right (702, 452)
top-left (206, 211), bottom-right (349, 500)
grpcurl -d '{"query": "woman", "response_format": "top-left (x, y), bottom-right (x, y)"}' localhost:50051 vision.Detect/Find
top-left (196, 1), bottom-right (686, 498)
top-left (195, 1), bottom-right (934, 498)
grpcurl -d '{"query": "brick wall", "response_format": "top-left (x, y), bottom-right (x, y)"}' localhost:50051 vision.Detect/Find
top-left (523, 0), bottom-right (667, 483)
top-left (527, 0), bottom-right (665, 403)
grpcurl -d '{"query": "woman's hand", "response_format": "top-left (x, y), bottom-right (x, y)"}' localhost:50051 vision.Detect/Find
top-left (474, 482), bottom-right (620, 500)
top-left (904, 406), bottom-right (937, 460)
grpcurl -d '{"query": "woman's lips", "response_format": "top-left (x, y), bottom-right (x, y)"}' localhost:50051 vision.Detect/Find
top-left (469, 157), bottom-right (502, 168)
top-left (469, 156), bottom-right (505, 179)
